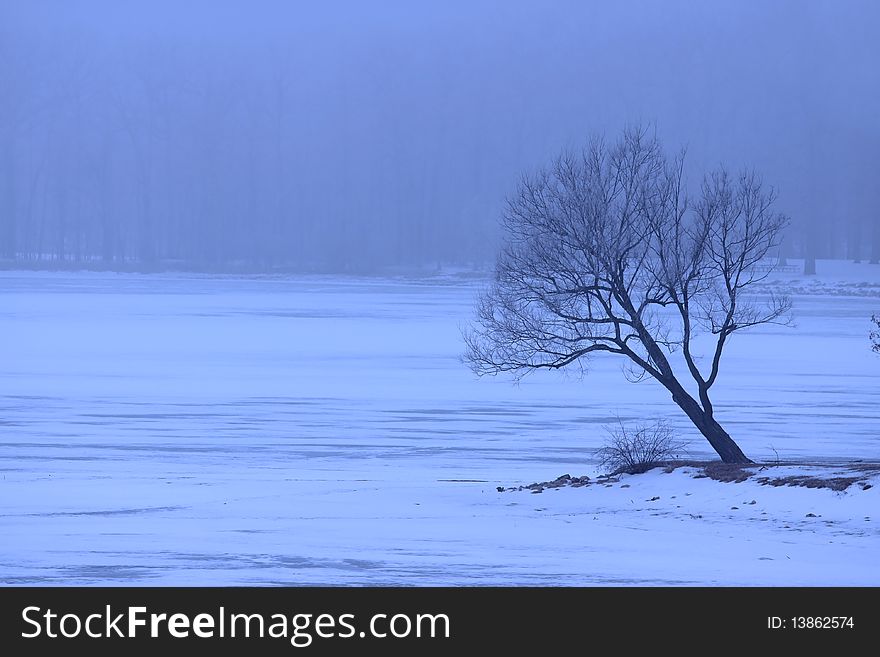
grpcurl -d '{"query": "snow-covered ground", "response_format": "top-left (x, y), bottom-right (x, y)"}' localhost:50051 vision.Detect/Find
top-left (1, 260), bottom-right (879, 585)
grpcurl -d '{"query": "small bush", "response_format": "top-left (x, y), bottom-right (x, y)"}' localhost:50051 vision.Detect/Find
top-left (596, 420), bottom-right (687, 474)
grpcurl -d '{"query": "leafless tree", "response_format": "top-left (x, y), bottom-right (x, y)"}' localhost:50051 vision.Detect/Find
top-left (464, 127), bottom-right (791, 463)
top-left (871, 315), bottom-right (880, 354)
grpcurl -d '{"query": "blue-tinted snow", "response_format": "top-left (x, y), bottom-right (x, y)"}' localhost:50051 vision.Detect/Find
top-left (1, 264), bottom-right (878, 584)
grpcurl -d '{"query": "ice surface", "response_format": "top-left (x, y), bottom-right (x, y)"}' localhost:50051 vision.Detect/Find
top-left (1, 263), bottom-right (878, 585)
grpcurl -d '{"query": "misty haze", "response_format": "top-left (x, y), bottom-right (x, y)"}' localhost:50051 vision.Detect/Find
top-left (1, 1), bottom-right (879, 587)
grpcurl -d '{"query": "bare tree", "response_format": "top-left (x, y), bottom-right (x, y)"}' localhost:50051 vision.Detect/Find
top-left (464, 127), bottom-right (791, 463)
top-left (871, 315), bottom-right (880, 353)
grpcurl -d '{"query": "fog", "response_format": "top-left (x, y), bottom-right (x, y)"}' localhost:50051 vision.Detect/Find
top-left (1, 0), bottom-right (877, 272)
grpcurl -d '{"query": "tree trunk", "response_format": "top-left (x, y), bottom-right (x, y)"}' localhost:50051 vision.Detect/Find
top-left (776, 229), bottom-right (789, 267)
top-left (871, 217), bottom-right (879, 264)
top-left (0, 137), bottom-right (16, 260)
top-left (803, 216), bottom-right (818, 275)
top-left (848, 217), bottom-right (862, 263)
top-left (803, 255), bottom-right (816, 276)
top-left (695, 416), bottom-right (752, 463)
top-left (669, 383), bottom-right (752, 463)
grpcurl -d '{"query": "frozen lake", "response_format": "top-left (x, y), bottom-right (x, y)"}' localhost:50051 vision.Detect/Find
top-left (1, 270), bottom-right (879, 585)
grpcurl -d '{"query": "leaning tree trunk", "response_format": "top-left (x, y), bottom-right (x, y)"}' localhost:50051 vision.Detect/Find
top-left (694, 416), bottom-right (752, 464)
top-left (668, 383), bottom-right (753, 464)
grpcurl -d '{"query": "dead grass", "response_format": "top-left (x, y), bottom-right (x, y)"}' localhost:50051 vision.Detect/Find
top-left (502, 461), bottom-right (879, 493)
top-left (753, 475), bottom-right (865, 492)
top-left (677, 461), bottom-right (877, 491)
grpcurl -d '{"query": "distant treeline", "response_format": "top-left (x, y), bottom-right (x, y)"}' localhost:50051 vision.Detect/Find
top-left (0, 30), bottom-right (500, 273)
top-left (0, 6), bottom-right (877, 273)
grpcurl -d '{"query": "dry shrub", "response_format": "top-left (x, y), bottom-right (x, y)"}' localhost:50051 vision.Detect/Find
top-left (596, 420), bottom-right (687, 474)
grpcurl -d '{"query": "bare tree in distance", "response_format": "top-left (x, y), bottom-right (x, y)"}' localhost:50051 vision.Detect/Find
top-left (464, 126), bottom-right (791, 464)
top-left (871, 315), bottom-right (880, 354)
